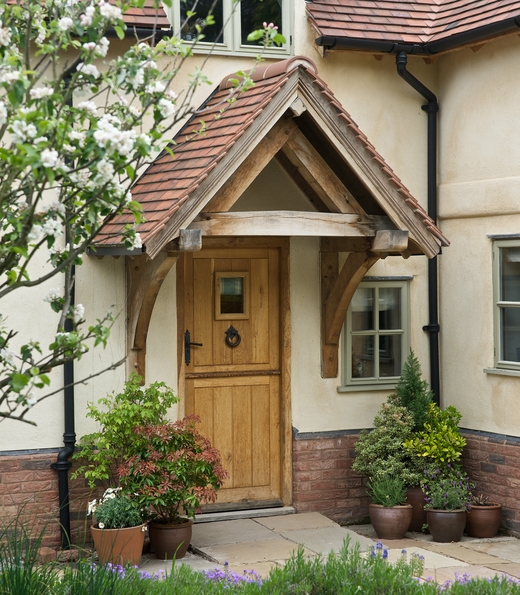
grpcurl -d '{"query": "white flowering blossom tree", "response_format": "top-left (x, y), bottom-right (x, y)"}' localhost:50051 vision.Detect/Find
top-left (0, 0), bottom-right (283, 424)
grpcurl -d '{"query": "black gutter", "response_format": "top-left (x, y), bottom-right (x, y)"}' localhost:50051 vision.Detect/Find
top-left (105, 26), bottom-right (173, 41)
top-left (50, 268), bottom-right (76, 550)
top-left (315, 16), bottom-right (520, 55)
top-left (395, 51), bottom-right (440, 406)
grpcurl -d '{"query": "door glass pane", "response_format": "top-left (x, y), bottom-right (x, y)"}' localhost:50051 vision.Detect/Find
top-left (181, 0), bottom-right (224, 43)
top-left (220, 277), bottom-right (244, 314)
top-left (501, 248), bottom-right (520, 302)
top-left (379, 335), bottom-right (401, 377)
top-left (501, 307), bottom-right (520, 361)
top-left (351, 335), bottom-right (374, 378)
top-left (379, 288), bottom-right (401, 330)
top-left (351, 288), bottom-right (374, 331)
top-left (240, 0), bottom-right (283, 45)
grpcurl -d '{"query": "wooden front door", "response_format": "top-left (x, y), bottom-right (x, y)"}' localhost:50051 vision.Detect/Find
top-left (184, 246), bottom-right (283, 508)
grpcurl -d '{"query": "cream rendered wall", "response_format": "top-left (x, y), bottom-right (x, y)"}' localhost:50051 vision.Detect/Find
top-left (438, 34), bottom-right (520, 436)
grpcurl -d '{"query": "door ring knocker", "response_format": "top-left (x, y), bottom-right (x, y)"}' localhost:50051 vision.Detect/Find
top-left (225, 325), bottom-right (241, 348)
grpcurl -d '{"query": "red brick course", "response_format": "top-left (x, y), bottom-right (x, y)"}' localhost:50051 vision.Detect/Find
top-left (461, 431), bottom-right (520, 536)
top-left (292, 433), bottom-right (369, 525)
top-left (0, 452), bottom-right (101, 549)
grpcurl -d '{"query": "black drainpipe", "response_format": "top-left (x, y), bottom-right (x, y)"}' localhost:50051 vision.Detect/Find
top-left (395, 51), bottom-right (440, 405)
top-left (50, 270), bottom-right (76, 550)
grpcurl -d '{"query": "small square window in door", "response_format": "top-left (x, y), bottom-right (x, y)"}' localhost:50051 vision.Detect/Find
top-left (215, 272), bottom-right (249, 320)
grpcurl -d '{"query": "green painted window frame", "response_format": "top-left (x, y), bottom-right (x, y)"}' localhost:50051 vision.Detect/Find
top-left (168, 0), bottom-right (293, 58)
top-left (340, 279), bottom-right (410, 391)
top-left (492, 239), bottom-right (520, 371)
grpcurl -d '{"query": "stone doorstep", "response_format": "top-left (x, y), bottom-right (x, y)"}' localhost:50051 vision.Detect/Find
top-left (195, 507), bottom-right (295, 524)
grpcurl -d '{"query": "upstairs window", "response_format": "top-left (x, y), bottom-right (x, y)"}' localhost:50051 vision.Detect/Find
top-left (173, 0), bottom-right (292, 56)
top-left (342, 279), bottom-right (410, 391)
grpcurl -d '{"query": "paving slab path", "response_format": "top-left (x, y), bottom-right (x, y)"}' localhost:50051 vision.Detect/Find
top-left (138, 512), bottom-right (520, 585)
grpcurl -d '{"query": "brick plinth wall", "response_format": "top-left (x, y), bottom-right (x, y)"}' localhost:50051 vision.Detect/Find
top-left (292, 430), bottom-right (369, 525)
top-left (0, 451), bottom-right (101, 549)
top-left (462, 430), bottom-right (520, 536)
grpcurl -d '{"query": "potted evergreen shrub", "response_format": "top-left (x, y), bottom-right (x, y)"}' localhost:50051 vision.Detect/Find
top-left (116, 416), bottom-right (228, 559)
top-left (88, 487), bottom-right (147, 566)
top-left (73, 374), bottom-right (228, 560)
top-left (367, 476), bottom-right (412, 539)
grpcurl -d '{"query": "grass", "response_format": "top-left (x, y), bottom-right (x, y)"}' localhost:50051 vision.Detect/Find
top-left (2, 519), bottom-right (520, 595)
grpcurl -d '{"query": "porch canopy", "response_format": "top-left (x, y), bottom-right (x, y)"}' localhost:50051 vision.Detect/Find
top-left (94, 56), bottom-right (448, 379)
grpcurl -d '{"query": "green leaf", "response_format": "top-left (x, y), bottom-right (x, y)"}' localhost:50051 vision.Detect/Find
top-left (114, 25), bottom-right (125, 40)
top-left (11, 373), bottom-right (29, 392)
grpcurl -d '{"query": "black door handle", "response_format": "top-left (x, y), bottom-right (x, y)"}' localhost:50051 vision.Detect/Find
top-left (185, 330), bottom-right (203, 366)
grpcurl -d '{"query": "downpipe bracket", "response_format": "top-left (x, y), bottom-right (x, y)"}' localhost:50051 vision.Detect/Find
top-left (422, 323), bottom-right (440, 333)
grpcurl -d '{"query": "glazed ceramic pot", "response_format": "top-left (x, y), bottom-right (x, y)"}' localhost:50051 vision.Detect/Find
top-left (406, 486), bottom-right (428, 532)
top-left (466, 504), bottom-right (503, 538)
top-left (149, 519), bottom-right (193, 559)
top-left (426, 509), bottom-right (466, 542)
top-left (369, 503), bottom-right (413, 539)
top-left (91, 523), bottom-right (146, 566)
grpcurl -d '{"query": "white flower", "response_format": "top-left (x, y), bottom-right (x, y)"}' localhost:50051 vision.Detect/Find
top-left (98, 0), bottom-right (122, 20)
top-left (76, 63), bottom-right (100, 79)
top-left (145, 81), bottom-right (165, 94)
top-left (42, 201), bottom-right (66, 216)
top-left (82, 42), bottom-right (96, 51)
top-left (77, 100), bottom-right (97, 115)
top-left (41, 218), bottom-right (63, 238)
top-left (0, 70), bottom-right (19, 84)
top-left (0, 25), bottom-right (12, 47)
top-left (0, 348), bottom-right (16, 366)
top-left (63, 143), bottom-right (75, 153)
top-left (72, 304), bottom-right (85, 323)
top-left (166, 89), bottom-right (178, 101)
top-left (41, 148), bottom-right (59, 168)
top-left (129, 68), bottom-right (145, 89)
top-left (158, 98), bottom-right (175, 119)
top-left (138, 133), bottom-right (151, 146)
top-left (30, 86), bottom-right (53, 99)
top-left (95, 37), bottom-right (110, 57)
top-left (129, 105), bottom-right (141, 117)
top-left (0, 101), bottom-right (6, 126)
top-left (34, 136), bottom-right (48, 144)
top-left (98, 522), bottom-right (105, 529)
top-left (43, 288), bottom-right (62, 303)
top-left (25, 392), bottom-right (37, 407)
top-left (80, 6), bottom-right (95, 27)
top-left (27, 226), bottom-right (40, 242)
top-left (69, 130), bottom-right (86, 146)
top-left (11, 120), bottom-right (37, 144)
top-left (87, 499), bottom-right (97, 515)
top-left (94, 158), bottom-right (114, 185)
top-left (130, 232), bottom-right (142, 250)
top-left (58, 17), bottom-right (74, 31)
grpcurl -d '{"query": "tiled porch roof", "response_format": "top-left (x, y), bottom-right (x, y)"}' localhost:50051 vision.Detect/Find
top-left (307, 0), bottom-right (520, 51)
top-left (95, 56), bottom-right (448, 252)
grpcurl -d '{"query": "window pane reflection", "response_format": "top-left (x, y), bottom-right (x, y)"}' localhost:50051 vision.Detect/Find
top-left (220, 277), bottom-right (244, 314)
top-left (379, 288), bottom-right (401, 330)
top-left (501, 307), bottom-right (520, 362)
top-left (181, 0), bottom-right (224, 43)
top-left (352, 335), bottom-right (374, 378)
top-left (379, 335), bottom-right (401, 377)
top-left (351, 288), bottom-right (374, 331)
top-left (240, 0), bottom-right (283, 45)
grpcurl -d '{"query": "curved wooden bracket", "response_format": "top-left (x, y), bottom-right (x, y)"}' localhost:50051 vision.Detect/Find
top-left (320, 239), bottom-right (379, 378)
top-left (126, 251), bottom-right (178, 380)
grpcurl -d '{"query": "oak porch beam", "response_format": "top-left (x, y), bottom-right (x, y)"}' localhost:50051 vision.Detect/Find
top-left (190, 211), bottom-right (392, 237)
top-left (204, 117), bottom-right (299, 213)
top-left (127, 251), bottom-right (178, 380)
top-left (281, 128), bottom-right (365, 215)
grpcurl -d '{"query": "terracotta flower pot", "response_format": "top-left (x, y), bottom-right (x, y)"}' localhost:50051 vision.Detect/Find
top-left (149, 519), bottom-right (193, 559)
top-left (369, 503), bottom-right (413, 539)
top-left (406, 486), bottom-right (428, 532)
top-left (427, 509), bottom-right (466, 542)
top-left (466, 504), bottom-right (503, 538)
top-left (91, 523), bottom-right (146, 567)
